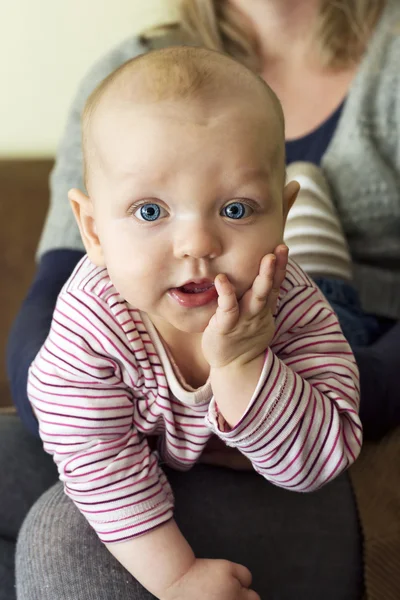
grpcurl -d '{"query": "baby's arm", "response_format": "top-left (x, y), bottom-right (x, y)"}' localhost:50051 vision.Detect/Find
top-left (28, 290), bottom-right (176, 540)
top-left (204, 254), bottom-right (361, 491)
top-left (106, 520), bottom-right (257, 600)
top-left (106, 520), bottom-right (195, 598)
top-left (28, 288), bottom-right (257, 600)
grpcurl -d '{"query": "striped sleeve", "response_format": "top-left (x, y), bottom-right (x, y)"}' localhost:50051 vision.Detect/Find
top-left (206, 281), bottom-right (362, 492)
top-left (27, 291), bottom-right (173, 543)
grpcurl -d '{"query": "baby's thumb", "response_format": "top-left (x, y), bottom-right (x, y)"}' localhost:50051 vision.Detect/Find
top-left (243, 591), bottom-right (261, 600)
top-left (231, 562), bottom-right (252, 588)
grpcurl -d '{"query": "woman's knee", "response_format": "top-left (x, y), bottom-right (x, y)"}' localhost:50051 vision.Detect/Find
top-left (16, 482), bottom-right (153, 600)
top-left (0, 414), bottom-right (57, 540)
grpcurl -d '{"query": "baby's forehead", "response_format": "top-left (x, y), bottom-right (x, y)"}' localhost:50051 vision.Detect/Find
top-left (96, 90), bottom-right (283, 162)
top-left (83, 47), bottom-right (285, 182)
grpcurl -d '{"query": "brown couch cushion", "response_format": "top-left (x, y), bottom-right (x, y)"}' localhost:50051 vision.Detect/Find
top-left (0, 159), bottom-right (53, 407)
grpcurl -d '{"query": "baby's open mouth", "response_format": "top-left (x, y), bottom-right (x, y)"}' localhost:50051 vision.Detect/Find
top-left (169, 279), bottom-right (217, 307)
top-left (179, 281), bottom-right (214, 294)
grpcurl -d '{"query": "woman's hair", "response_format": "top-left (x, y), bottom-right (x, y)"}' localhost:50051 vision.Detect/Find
top-left (141, 0), bottom-right (386, 71)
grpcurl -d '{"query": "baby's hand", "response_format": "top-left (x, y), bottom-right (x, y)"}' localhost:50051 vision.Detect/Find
top-left (202, 245), bottom-right (288, 369)
top-left (162, 558), bottom-right (260, 600)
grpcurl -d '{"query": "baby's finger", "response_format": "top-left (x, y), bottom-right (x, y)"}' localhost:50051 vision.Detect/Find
top-left (243, 590), bottom-right (261, 600)
top-left (231, 563), bottom-right (253, 589)
top-left (266, 244), bottom-right (288, 312)
top-left (246, 254), bottom-right (276, 316)
top-left (213, 274), bottom-right (240, 333)
top-left (273, 244), bottom-right (289, 284)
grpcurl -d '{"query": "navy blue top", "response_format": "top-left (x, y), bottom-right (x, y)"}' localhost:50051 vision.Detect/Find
top-left (285, 102), bottom-right (344, 165)
top-left (6, 104), bottom-right (400, 439)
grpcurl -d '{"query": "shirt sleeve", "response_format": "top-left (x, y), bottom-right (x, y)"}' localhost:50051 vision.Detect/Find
top-left (28, 290), bottom-right (174, 543)
top-left (206, 283), bottom-right (362, 492)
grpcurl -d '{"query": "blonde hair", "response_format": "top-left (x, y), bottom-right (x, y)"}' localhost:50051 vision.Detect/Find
top-left (142, 0), bottom-right (386, 71)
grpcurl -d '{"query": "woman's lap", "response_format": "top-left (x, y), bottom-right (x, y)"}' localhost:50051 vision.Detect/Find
top-left (0, 414), bottom-right (58, 600)
top-left (16, 464), bottom-right (363, 600)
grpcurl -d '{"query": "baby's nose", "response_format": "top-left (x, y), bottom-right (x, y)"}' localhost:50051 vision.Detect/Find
top-left (173, 222), bottom-right (222, 260)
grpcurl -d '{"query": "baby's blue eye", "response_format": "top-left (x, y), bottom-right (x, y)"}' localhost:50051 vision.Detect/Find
top-left (222, 202), bottom-right (249, 220)
top-left (135, 203), bottom-right (163, 222)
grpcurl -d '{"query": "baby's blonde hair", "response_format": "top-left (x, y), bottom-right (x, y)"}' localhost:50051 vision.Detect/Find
top-left (142, 0), bottom-right (386, 71)
top-left (82, 45), bottom-right (284, 188)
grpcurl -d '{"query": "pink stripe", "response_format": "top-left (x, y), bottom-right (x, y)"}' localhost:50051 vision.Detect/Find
top-left (269, 391), bottom-right (323, 481)
top-left (223, 357), bottom-right (280, 437)
top-left (257, 392), bottom-right (319, 476)
top-left (65, 457), bottom-right (159, 492)
top-left (58, 298), bottom-right (139, 374)
top-left (275, 289), bottom-right (317, 336)
top-left (78, 489), bottom-right (163, 516)
top-left (37, 416), bottom-right (130, 431)
top-left (296, 361), bottom-right (358, 380)
top-left (29, 387), bottom-right (130, 402)
top-left (63, 438), bottom-right (134, 463)
top-left (140, 403), bottom-right (208, 435)
top-left (65, 449), bottom-right (149, 480)
top-left (302, 427), bottom-right (341, 490)
top-left (89, 272), bottom-right (109, 293)
top-left (28, 389), bottom-right (131, 411)
top-left (313, 382), bottom-right (359, 408)
top-left (287, 259), bottom-right (309, 286)
top-left (67, 473), bottom-right (148, 497)
top-left (240, 367), bottom-right (299, 452)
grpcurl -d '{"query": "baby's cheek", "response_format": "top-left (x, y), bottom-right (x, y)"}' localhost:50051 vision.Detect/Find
top-left (103, 229), bottom-right (149, 270)
top-left (107, 270), bottom-right (149, 309)
top-left (106, 249), bottom-right (165, 308)
top-left (232, 234), bottom-right (279, 290)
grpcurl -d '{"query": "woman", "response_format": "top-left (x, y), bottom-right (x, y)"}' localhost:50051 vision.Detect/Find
top-left (5, 1), bottom-right (400, 598)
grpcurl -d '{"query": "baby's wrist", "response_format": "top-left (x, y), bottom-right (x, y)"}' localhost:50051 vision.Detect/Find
top-left (210, 351), bottom-right (265, 375)
top-left (210, 354), bottom-right (265, 428)
top-left (160, 558), bottom-right (198, 600)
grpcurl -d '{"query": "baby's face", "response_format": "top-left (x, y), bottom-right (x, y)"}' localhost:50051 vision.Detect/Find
top-left (87, 97), bottom-right (287, 337)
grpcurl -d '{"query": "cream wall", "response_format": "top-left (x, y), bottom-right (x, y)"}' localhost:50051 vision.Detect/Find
top-left (1, 0), bottom-right (177, 157)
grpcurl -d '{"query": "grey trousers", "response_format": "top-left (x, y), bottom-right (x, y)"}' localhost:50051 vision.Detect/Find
top-left (0, 415), bottom-right (58, 600)
top-left (14, 441), bottom-right (363, 600)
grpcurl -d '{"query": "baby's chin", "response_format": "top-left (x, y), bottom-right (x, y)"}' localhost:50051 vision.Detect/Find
top-left (140, 305), bottom-right (213, 337)
top-left (168, 313), bottom-right (212, 335)
top-left (176, 323), bottom-right (209, 334)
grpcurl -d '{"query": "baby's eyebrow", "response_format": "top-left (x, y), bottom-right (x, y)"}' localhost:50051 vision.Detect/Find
top-left (228, 167), bottom-right (271, 187)
top-left (236, 166), bottom-right (270, 178)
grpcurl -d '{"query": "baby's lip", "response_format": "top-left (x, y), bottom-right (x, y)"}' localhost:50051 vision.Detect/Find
top-left (168, 280), bottom-right (218, 307)
top-left (176, 278), bottom-right (214, 289)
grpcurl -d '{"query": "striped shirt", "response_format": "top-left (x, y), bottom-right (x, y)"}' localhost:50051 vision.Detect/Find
top-left (28, 256), bottom-right (362, 544)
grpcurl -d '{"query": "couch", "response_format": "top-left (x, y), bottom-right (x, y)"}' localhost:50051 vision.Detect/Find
top-left (0, 159), bottom-right (52, 409)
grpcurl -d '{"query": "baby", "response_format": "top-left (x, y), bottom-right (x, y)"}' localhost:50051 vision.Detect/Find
top-left (28, 47), bottom-right (362, 600)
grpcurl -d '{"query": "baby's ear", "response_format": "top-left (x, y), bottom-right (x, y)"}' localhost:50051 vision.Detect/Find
top-left (68, 188), bottom-right (105, 267)
top-left (282, 179), bottom-right (300, 222)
